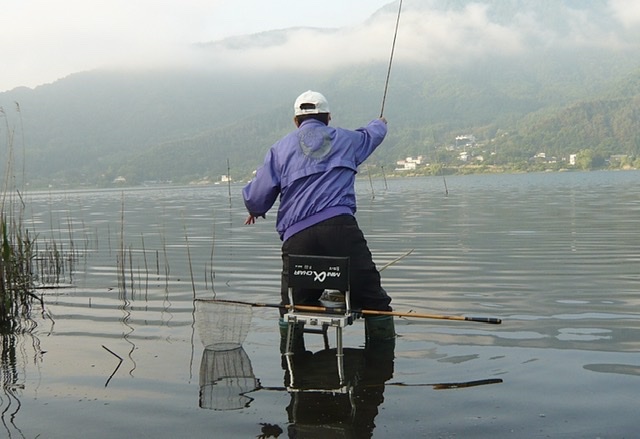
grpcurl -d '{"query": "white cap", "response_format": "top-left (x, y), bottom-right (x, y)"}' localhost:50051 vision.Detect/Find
top-left (294, 90), bottom-right (330, 116)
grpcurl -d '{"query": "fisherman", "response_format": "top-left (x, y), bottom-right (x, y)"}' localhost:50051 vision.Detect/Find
top-left (242, 90), bottom-right (395, 350)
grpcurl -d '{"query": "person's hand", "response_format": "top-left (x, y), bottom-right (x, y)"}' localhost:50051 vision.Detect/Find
top-left (379, 116), bottom-right (387, 124)
top-left (244, 214), bottom-right (265, 225)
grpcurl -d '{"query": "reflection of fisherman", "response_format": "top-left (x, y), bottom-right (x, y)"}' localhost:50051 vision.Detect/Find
top-left (283, 340), bottom-right (395, 438)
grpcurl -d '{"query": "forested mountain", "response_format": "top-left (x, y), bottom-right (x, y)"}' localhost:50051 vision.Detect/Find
top-left (1, 0), bottom-right (639, 188)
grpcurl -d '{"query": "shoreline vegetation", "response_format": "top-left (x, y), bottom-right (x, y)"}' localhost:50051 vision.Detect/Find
top-left (380, 161), bottom-right (638, 178)
top-left (18, 160), bottom-right (640, 192)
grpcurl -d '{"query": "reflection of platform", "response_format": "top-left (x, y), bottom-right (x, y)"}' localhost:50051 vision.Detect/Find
top-left (199, 344), bottom-right (259, 411)
top-left (285, 344), bottom-right (395, 438)
top-left (285, 347), bottom-right (363, 395)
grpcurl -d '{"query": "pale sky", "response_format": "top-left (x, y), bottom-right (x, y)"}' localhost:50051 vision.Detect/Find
top-left (1, 0), bottom-right (639, 93)
top-left (0, 0), bottom-right (391, 92)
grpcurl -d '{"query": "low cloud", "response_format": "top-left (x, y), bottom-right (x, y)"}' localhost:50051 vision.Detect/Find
top-left (1, 0), bottom-right (223, 90)
top-left (610, 0), bottom-right (640, 28)
top-left (196, 4), bottom-right (528, 72)
top-left (193, 1), bottom-right (639, 74)
top-left (3, 0), bottom-right (638, 91)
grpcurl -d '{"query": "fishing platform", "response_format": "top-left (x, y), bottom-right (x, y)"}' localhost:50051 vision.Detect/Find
top-left (283, 254), bottom-right (354, 392)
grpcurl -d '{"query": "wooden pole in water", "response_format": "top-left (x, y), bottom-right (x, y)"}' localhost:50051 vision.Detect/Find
top-left (381, 165), bottom-right (388, 190)
top-left (226, 158), bottom-right (232, 207)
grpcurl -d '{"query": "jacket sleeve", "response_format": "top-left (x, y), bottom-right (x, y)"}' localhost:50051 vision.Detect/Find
top-left (353, 119), bottom-right (388, 165)
top-left (242, 148), bottom-right (280, 216)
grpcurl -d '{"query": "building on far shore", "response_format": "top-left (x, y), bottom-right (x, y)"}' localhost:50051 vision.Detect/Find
top-left (395, 156), bottom-right (423, 171)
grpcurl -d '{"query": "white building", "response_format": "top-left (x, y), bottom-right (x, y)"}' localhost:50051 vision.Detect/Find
top-left (455, 135), bottom-right (476, 149)
top-left (395, 156), bottom-right (423, 171)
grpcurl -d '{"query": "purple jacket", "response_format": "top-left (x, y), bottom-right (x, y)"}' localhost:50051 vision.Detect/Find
top-left (243, 118), bottom-right (387, 241)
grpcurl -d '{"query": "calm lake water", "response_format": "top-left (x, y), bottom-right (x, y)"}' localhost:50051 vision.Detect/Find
top-left (2, 170), bottom-right (640, 438)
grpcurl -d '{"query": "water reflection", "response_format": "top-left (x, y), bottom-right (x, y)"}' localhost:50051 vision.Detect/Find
top-left (1, 334), bottom-right (22, 438)
top-left (199, 344), bottom-right (259, 411)
top-left (5, 172), bottom-right (640, 437)
top-left (583, 363), bottom-right (640, 377)
top-left (281, 341), bottom-right (395, 438)
top-left (197, 338), bottom-right (396, 437)
top-left (1, 333), bottom-right (43, 438)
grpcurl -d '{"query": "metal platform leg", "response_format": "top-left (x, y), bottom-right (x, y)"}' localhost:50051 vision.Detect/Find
top-left (336, 326), bottom-right (345, 386)
top-left (285, 319), bottom-right (296, 387)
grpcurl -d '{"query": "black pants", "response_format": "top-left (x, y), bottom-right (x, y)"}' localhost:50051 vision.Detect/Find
top-left (280, 215), bottom-right (392, 315)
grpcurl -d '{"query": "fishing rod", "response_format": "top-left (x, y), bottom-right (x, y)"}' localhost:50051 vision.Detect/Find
top-left (201, 249), bottom-right (501, 324)
top-left (379, 248), bottom-right (413, 271)
top-left (200, 298), bottom-right (502, 325)
top-left (380, 0), bottom-right (403, 118)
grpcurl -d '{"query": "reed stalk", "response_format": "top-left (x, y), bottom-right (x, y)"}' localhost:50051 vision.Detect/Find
top-left (141, 234), bottom-right (149, 298)
top-left (183, 221), bottom-right (196, 298)
top-left (117, 192), bottom-right (126, 294)
top-left (208, 210), bottom-right (216, 295)
top-left (226, 158), bottom-right (232, 208)
top-left (128, 246), bottom-right (134, 296)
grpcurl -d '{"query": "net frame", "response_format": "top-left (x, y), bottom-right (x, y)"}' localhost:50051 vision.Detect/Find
top-left (195, 300), bottom-right (252, 349)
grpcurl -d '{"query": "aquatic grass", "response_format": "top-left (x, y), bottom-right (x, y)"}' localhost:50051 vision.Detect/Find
top-left (0, 103), bottom-right (76, 334)
top-left (115, 194), bottom-right (179, 296)
top-left (0, 104), bottom-right (39, 334)
top-left (107, 200), bottom-right (221, 300)
top-left (32, 239), bottom-right (62, 285)
top-left (0, 216), bottom-right (42, 334)
top-left (0, 214), bottom-right (78, 333)
top-left (0, 197), bottom-right (43, 333)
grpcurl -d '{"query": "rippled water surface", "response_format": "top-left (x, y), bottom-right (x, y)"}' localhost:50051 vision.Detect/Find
top-left (2, 170), bottom-right (640, 438)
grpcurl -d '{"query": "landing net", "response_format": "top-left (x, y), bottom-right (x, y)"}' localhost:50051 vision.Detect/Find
top-left (195, 299), bottom-right (252, 349)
